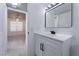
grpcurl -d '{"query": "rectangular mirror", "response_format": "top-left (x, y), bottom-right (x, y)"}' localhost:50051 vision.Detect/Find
top-left (45, 3), bottom-right (72, 28)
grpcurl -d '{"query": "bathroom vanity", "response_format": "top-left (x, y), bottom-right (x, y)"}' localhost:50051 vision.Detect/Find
top-left (34, 32), bottom-right (72, 56)
top-left (34, 3), bottom-right (72, 56)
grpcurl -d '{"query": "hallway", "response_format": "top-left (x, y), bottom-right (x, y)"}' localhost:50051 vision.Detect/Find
top-left (6, 35), bottom-right (26, 56)
top-left (6, 9), bottom-right (26, 56)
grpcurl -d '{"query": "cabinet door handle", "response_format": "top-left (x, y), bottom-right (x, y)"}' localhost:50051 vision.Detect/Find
top-left (40, 43), bottom-right (44, 51)
top-left (40, 43), bottom-right (42, 51)
top-left (42, 43), bottom-right (44, 51)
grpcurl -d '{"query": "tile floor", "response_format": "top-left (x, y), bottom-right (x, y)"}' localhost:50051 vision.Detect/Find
top-left (6, 35), bottom-right (26, 56)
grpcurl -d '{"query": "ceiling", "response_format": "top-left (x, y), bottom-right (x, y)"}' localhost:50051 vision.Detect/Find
top-left (6, 3), bottom-right (27, 12)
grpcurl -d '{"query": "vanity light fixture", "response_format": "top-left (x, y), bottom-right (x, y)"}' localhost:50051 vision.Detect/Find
top-left (51, 3), bottom-right (59, 6)
top-left (45, 4), bottom-right (53, 11)
top-left (45, 3), bottom-right (62, 10)
top-left (45, 3), bottom-right (55, 10)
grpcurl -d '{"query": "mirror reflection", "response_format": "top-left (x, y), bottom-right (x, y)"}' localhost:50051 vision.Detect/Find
top-left (45, 3), bottom-right (72, 28)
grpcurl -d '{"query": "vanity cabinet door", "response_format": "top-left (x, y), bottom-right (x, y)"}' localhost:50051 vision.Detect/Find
top-left (42, 39), bottom-right (62, 56)
top-left (35, 34), bottom-right (62, 56)
top-left (35, 37), bottom-right (43, 56)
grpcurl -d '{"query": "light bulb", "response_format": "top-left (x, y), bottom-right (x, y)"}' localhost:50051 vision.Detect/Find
top-left (51, 3), bottom-right (59, 6)
top-left (11, 3), bottom-right (18, 5)
top-left (59, 3), bottom-right (63, 4)
top-left (45, 7), bottom-right (48, 10)
top-left (48, 4), bottom-right (53, 8)
top-left (11, 3), bottom-right (21, 8)
top-left (51, 3), bottom-right (56, 5)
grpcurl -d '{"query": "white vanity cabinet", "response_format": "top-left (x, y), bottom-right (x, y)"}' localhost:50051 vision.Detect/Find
top-left (34, 32), bottom-right (72, 56)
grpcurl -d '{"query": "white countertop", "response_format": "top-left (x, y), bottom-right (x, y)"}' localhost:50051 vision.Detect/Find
top-left (34, 31), bottom-right (72, 42)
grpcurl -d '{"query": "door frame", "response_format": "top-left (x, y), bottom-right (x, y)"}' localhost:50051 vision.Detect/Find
top-left (7, 7), bottom-right (28, 56)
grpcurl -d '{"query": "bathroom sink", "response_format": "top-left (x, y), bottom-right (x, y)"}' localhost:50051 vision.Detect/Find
top-left (34, 31), bottom-right (72, 42)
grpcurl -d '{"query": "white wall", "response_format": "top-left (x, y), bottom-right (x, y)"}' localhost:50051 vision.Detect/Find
top-left (27, 3), bottom-right (49, 56)
top-left (27, 3), bottom-right (79, 56)
top-left (70, 4), bottom-right (79, 56)
top-left (0, 3), bottom-right (7, 55)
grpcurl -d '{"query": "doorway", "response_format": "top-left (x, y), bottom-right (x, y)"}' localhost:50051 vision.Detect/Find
top-left (6, 8), bottom-right (27, 56)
